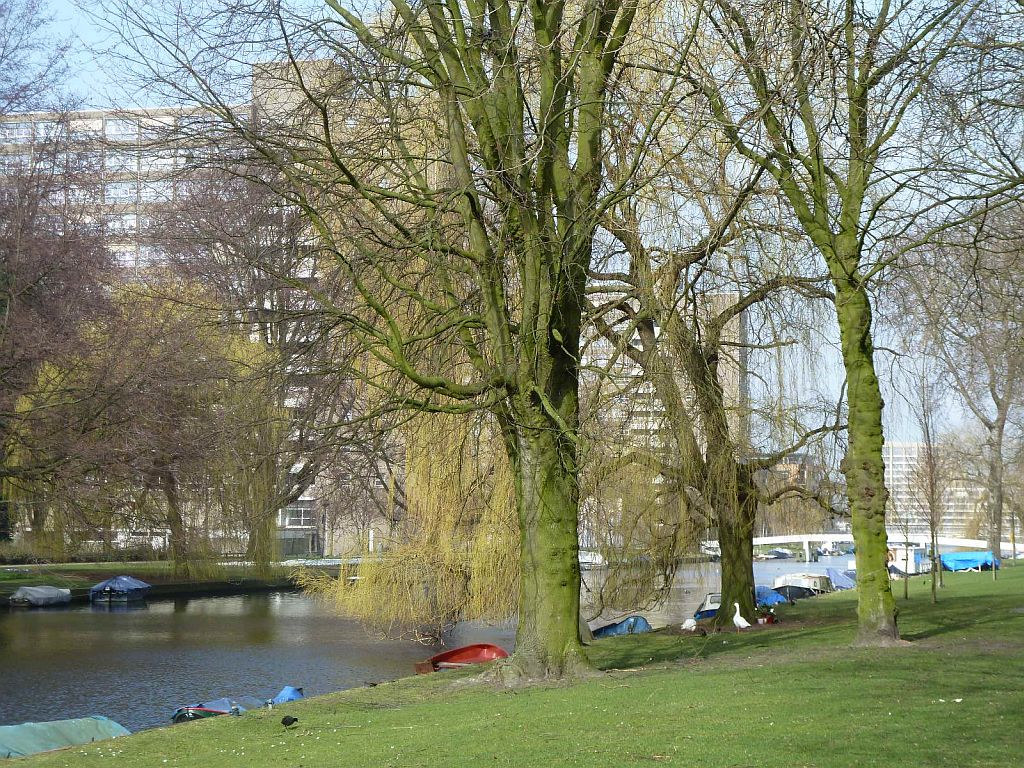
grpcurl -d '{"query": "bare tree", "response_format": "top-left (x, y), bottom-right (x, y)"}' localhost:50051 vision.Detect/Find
top-left (902, 203), bottom-right (1024, 562)
top-left (677, 0), bottom-right (993, 644)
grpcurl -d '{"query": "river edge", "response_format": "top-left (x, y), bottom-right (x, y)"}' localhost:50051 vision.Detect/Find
top-left (13, 567), bottom-right (1024, 768)
top-left (0, 561), bottom-right (320, 605)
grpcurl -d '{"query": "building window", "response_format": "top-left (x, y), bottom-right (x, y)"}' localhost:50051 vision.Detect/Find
top-left (107, 213), bottom-right (138, 233)
top-left (139, 180), bottom-right (173, 201)
top-left (280, 500), bottom-right (314, 528)
top-left (105, 152), bottom-right (138, 174)
top-left (105, 181), bottom-right (137, 203)
top-left (35, 121), bottom-right (60, 140)
top-left (137, 245), bottom-right (163, 265)
top-left (1, 122), bottom-right (34, 143)
top-left (140, 150), bottom-right (178, 173)
top-left (105, 119), bottom-right (139, 141)
top-left (0, 153), bottom-right (31, 173)
top-left (108, 246), bottom-right (138, 268)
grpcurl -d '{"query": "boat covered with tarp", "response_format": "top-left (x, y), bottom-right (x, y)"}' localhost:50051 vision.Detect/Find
top-left (415, 643), bottom-right (509, 674)
top-left (754, 585), bottom-right (789, 606)
top-left (0, 716), bottom-right (130, 758)
top-left (89, 575), bottom-right (151, 602)
top-left (9, 586), bottom-right (72, 607)
top-left (592, 615), bottom-right (653, 638)
top-left (772, 573), bottom-right (832, 600)
top-left (940, 551), bottom-right (1000, 572)
top-left (171, 685), bottom-right (304, 723)
top-left (826, 568), bottom-right (856, 590)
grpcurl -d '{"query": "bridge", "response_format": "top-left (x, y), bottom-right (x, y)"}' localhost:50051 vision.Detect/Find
top-left (704, 532), bottom-right (1023, 563)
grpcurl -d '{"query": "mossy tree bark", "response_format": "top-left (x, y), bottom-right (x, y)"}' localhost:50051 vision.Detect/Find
top-left (506, 419), bottom-right (590, 678)
top-left (833, 277), bottom-right (898, 642)
top-left (685, 0), bottom-right (974, 643)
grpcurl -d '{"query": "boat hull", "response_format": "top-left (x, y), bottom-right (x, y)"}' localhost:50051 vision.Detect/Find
top-left (415, 643), bottom-right (509, 674)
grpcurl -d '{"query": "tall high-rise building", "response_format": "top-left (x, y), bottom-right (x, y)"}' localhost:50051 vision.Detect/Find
top-left (883, 441), bottom-right (986, 539)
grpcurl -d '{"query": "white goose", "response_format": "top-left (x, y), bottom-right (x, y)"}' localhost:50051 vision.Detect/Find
top-left (732, 602), bottom-right (751, 632)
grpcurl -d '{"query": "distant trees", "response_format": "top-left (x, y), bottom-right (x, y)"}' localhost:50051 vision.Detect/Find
top-left (900, 204), bottom-right (1024, 558)
top-left (0, 0), bottom-right (112, 541)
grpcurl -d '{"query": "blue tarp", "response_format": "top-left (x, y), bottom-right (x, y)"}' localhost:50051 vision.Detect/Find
top-left (940, 551), bottom-right (1000, 571)
top-left (592, 615), bottom-right (653, 638)
top-left (270, 686), bottom-right (304, 705)
top-left (755, 585), bottom-right (789, 606)
top-left (89, 575), bottom-right (151, 600)
top-left (0, 717), bottom-right (130, 758)
top-left (175, 686), bottom-right (304, 717)
top-left (826, 568), bottom-right (856, 590)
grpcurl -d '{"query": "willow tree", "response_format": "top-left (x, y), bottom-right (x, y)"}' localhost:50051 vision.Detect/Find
top-left (591, 181), bottom-right (838, 624)
top-left (583, 55), bottom-right (839, 624)
top-left (102, 0), bottom-right (655, 678)
top-left (681, 0), bottom-right (984, 644)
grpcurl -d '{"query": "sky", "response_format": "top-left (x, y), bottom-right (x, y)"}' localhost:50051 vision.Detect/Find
top-left (49, 1), bottom-right (112, 107)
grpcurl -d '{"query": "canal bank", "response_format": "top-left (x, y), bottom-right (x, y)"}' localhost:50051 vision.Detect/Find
top-left (11, 568), bottom-right (1024, 768)
top-left (0, 561), bottom-right (321, 606)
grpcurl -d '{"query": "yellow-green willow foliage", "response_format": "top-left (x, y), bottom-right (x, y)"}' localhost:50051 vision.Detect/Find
top-left (579, 439), bottom-right (701, 619)
top-left (300, 412), bottom-right (516, 638)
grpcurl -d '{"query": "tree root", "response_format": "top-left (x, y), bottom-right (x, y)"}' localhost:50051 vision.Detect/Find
top-left (474, 652), bottom-right (605, 689)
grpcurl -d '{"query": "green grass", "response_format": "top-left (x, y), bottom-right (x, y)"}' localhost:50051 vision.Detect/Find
top-left (17, 567), bottom-right (1024, 767)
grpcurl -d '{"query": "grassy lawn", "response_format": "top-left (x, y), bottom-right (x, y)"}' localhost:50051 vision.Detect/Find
top-left (16, 566), bottom-right (1024, 767)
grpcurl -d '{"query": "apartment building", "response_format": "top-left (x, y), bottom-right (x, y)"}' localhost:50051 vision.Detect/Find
top-left (883, 441), bottom-right (987, 539)
top-left (1, 106), bottom-right (327, 558)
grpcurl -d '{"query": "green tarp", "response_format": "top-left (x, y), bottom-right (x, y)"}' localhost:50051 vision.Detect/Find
top-left (0, 716), bottom-right (130, 758)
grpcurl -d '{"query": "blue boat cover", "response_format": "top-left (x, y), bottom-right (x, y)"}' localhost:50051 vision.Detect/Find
top-left (0, 717), bottom-right (130, 758)
top-left (190, 696), bottom-right (266, 714)
top-left (179, 686), bottom-right (304, 715)
top-left (271, 686), bottom-right (304, 704)
top-left (755, 585), bottom-right (789, 606)
top-left (592, 615), bottom-right (653, 638)
top-left (826, 568), bottom-right (856, 590)
top-left (89, 575), bottom-right (151, 598)
top-left (940, 551), bottom-right (999, 571)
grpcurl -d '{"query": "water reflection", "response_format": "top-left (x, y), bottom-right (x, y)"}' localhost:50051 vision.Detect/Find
top-left (0, 591), bottom-right (511, 732)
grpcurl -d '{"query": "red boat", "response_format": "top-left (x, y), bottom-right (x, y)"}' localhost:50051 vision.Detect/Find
top-left (414, 643), bottom-right (510, 674)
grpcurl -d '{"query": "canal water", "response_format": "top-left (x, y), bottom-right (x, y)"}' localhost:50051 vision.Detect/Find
top-left (0, 555), bottom-right (850, 732)
top-left (0, 591), bottom-right (514, 732)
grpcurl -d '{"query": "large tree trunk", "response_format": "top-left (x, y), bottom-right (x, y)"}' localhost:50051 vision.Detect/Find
top-left (0, 491), bottom-right (11, 541)
top-left (716, 476), bottom-right (757, 628)
top-left (705, 435), bottom-right (756, 628)
top-left (506, 425), bottom-right (590, 680)
top-left (834, 281), bottom-right (899, 645)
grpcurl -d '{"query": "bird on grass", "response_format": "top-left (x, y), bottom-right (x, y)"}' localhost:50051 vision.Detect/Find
top-left (681, 618), bottom-right (698, 632)
top-left (732, 603), bottom-right (751, 632)
top-left (281, 716), bottom-right (299, 729)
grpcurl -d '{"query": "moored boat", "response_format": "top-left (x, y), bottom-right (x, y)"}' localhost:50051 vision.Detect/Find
top-left (592, 615), bottom-right (652, 638)
top-left (89, 575), bottom-right (151, 602)
top-left (414, 643), bottom-right (509, 674)
top-left (9, 586), bottom-right (72, 607)
top-left (171, 685), bottom-right (304, 723)
top-left (772, 572), bottom-right (832, 600)
top-left (694, 592), bottom-right (721, 620)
